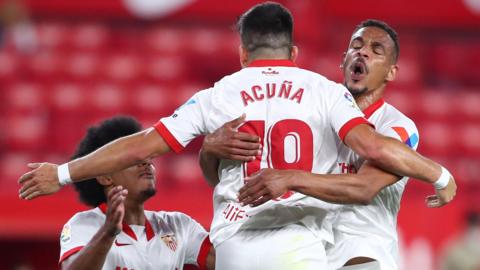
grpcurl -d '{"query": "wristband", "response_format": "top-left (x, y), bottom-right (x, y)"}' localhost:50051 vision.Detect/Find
top-left (433, 167), bottom-right (450, 190)
top-left (58, 163), bottom-right (73, 186)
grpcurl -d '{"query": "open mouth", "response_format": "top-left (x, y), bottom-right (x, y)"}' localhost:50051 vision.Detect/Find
top-left (350, 60), bottom-right (367, 82)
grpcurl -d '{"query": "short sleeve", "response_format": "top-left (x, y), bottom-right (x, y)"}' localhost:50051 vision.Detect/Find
top-left (328, 84), bottom-right (373, 141)
top-left (378, 121), bottom-right (420, 151)
top-left (178, 214), bottom-right (210, 267)
top-left (153, 88), bottom-right (213, 153)
top-left (59, 213), bottom-right (99, 264)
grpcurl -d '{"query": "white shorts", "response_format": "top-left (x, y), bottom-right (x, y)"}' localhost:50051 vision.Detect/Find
top-left (216, 223), bottom-right (328, 270)
top-left (326, 234), bottom-right (398, 270)
top-left (338, 261), bottom-right (381, 270)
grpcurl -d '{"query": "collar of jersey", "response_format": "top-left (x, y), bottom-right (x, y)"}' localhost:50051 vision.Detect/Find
top-left (98, 203), bottom-right (155, 241)
top-left (363, 98), bottom-right (385, 119)
top-left (248, 59), bottom-right (297, 67)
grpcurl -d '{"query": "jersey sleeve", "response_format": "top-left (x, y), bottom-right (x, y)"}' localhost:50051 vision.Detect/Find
top-left (177, 213), bottom-right (210, 268)
top-left (59, 213), bottom-right (99, 264)
top-left (153, 88), bottom-right (213, 153)
top-left (377, 119), bottom-right (420, 151)
top-left (327, 83), bottom-right (373, 141)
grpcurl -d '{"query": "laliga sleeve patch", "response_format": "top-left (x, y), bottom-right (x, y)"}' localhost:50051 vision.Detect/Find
top-left (60, 224), bottom-right (72, 244)
top-left (344, 92), bottom-right (361, 111)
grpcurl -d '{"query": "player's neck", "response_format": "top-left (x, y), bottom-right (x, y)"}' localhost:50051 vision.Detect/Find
top-left (123, 200), bottom-right (146, 226)
top-left (355, 86), bottom-right (385, 112)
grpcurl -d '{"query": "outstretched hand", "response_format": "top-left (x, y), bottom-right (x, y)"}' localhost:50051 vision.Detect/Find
top-left (425, 176), bottom-right (457, 208)
top-left (18, 162), bottom-right (62, 200)
top-left (202, 114), bottom-right (262, 162)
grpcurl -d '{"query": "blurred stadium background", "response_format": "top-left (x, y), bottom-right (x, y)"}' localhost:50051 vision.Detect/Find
top-left (0, 0), bottom-right (479, 269)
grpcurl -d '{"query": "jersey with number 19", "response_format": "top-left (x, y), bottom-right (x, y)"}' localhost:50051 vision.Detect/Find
top-left (155, 59), bottom-right (371, 248)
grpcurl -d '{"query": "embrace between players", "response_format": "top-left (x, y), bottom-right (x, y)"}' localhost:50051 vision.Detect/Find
top-left (18, 2), bottom-right (456, 270)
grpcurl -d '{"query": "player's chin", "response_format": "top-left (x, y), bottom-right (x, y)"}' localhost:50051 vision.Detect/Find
top-left (345, 81), bottom-right (368, 96)
top-left (140, 187), bottom-right (156, 201)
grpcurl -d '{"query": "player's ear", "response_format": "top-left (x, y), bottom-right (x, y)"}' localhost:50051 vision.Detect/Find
top-left (386, 64), bottom-right (398, 82)
top-left (96, 175), bottom-right (113, 186)
top-left (239, 45), bottom-right (249, 68)
top-left (290, 46), bottom-right (298, 62)
top-left (339, 52), bottom-right (347, 70)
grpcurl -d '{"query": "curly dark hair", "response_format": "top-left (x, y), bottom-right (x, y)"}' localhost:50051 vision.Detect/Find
top-left (354, 19), bottom-right (400, 63)
top-left (71, 116), bottom-right (142, 207)
top-left (237, 2), bottom-right (293, 55)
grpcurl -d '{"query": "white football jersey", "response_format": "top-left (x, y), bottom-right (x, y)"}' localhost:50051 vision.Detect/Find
top-left (155, 59), bottom-right (371, 247)
top-left (59, 204), bottom-right (210, 270)
top-left (326, 99), bottom-right (419, 270)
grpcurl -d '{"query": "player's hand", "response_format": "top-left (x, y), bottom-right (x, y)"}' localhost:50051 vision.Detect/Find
top-left (18, 163), bottom-right (62, 200)
top-left (202, 114), bottom-right (261, 162)
top-left (425, 176), bottom-right (457, 208)
top-left (103, 186), bottom-right (128, 237)
top-left (238, 168), bottom-right (294, 207)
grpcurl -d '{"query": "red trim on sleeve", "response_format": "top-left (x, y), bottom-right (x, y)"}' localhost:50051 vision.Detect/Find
top-left (59, 246), bottom-right (84, 264)
top-left (153, 121), bottom-right (184, 153)
top-left (363, 98), bottom-right (385, 119)
top-left (248, 59), bottom-right (297, 67)
top-left (338, 117), bottom-right (374, 142)
top-left (196, 237), bottom-right (212, 270)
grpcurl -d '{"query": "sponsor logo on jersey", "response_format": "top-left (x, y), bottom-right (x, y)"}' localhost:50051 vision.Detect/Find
top-left (161, 234), bottom-right (177, 252)
top-left (114, 240), bottom-right (132, 247)
top-left (261, 67), bottom-right (279, 76)
top-left (392, 127), bottom-right (419, 148)
top-left (60, 224), bottom-right (71, 243)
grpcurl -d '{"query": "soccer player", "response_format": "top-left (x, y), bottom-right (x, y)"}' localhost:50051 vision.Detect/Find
top-left (59, 116), bottom-right (214, 270)
top-left (19, 3), bottom-right (454, 269)
top-left (217, 20), bottom-right (453, 269)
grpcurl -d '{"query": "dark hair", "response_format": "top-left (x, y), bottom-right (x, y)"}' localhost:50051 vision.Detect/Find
top-left (237, 2), bottom-right (293, 55)
top-left (354, 19), bottom-right (400, 63)
top-left (71, 116), bottom-right (142, 207)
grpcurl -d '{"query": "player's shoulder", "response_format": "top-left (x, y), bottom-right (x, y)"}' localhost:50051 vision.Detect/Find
top-left (296, 67), bottom-right (341, 87)
top-left (149, 210), bottom-right (198, 225)
top-left (381, 102), bottom-right (418, 131)
top-left (64, 207), bottom-right (104, 226)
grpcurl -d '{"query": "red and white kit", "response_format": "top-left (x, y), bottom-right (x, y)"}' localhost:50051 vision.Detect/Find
top-left (327, 99), bottom-right (419, 270)
top-left (155, 59), bottom-right (371, 269)
top-left (59, 204), bottom-right (211, 270)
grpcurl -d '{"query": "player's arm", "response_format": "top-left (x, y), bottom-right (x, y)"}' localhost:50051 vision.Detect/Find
top-left (199, 114), bottom-right (261, 187)
top-left (19, 127), bottom-right (170, 200)
top-left (61, 187), bottom-right (127, 270)
top-left (238, 162), bottom-right (398, 206)
top-left (343, 123), bottom-right (456, 205)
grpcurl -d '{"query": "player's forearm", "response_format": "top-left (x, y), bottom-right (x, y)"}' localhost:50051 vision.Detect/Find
top-left (69, 128), bottom-right (169, 182)
top-left (288, 171), bottom-right (380, 205)
top-left (63, 227), bottom-right (116, 270)
top-left (199, 149), bottom-right (220, 187)
top-left (345, 125), bottom-right (441, 184)
top-left (369, 136), bottom-right (440, 184)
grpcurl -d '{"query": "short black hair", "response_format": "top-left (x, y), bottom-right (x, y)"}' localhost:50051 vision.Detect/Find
top-left (354, 19), bottom-right (400, 63)
top-left (71, 116), bottom-right (142, 207)
top-left (237, 2), bottom-right (293, 54)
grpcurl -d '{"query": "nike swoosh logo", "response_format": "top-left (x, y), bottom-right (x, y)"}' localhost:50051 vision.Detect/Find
top-left (115, 240), bottom-right (132, 247)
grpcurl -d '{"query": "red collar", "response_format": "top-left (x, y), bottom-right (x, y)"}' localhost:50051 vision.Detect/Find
top-left (362, 98), bottom-right (385, 119)
top-left (98, 203), bottom-right (154, 241)
top-left (248, 59), bottom-right (297, 67)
